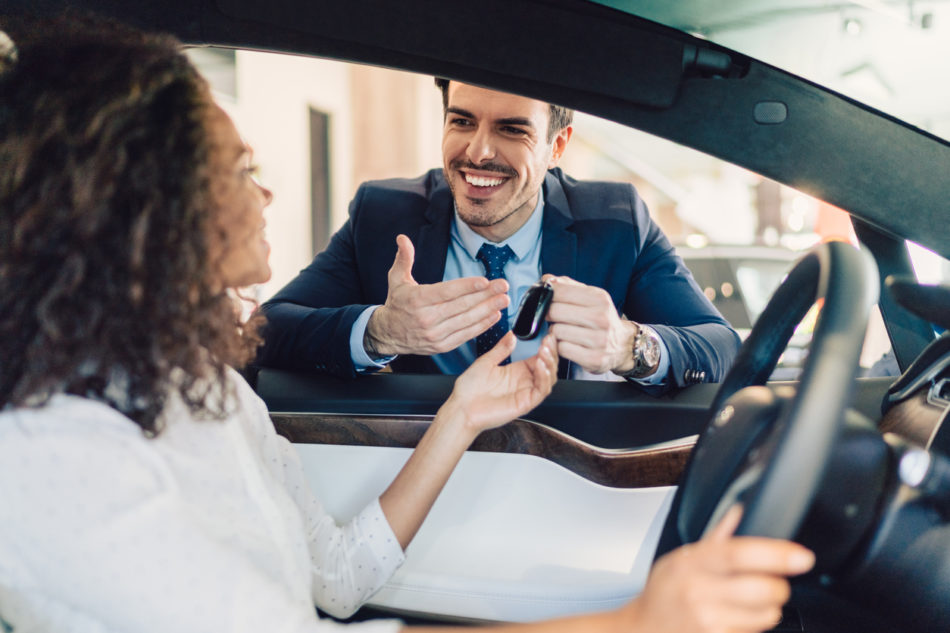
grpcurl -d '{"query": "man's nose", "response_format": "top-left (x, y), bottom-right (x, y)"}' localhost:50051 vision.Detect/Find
top-left (466, 126), bottom-right (495, 164)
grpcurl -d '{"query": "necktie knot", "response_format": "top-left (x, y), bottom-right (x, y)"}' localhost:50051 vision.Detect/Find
top-left (476, 243), bottom-right (515, 280)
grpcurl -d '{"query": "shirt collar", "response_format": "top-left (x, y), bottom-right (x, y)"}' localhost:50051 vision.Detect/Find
top-left (452, 189), bottom-right (545, 263)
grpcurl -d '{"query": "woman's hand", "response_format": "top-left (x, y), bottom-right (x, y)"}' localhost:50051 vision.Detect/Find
top-left (442, 332), bottom-right (558, 435)
top-left (625, 505), bottom-right (815, 633)
top-left (379, 332), bottom-right (557, 550)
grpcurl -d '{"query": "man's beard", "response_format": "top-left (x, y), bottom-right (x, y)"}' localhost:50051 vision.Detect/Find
top-left (445, 159), bottom-right (521, 227)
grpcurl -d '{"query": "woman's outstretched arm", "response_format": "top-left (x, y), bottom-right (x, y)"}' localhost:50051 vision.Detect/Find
top-left (379, 331), bottom-right (558, 549)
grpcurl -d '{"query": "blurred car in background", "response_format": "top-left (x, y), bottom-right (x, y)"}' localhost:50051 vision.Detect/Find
top-left (678, 243), bottom-right (807, 378)
top-left (678, 244), bottom-right (797, 330)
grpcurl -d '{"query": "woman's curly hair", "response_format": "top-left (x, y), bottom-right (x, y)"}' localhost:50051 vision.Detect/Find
top-left (0, 15), bottom-right (263, 435)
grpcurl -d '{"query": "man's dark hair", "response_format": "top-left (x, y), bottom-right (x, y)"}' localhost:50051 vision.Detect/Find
top-left (0, 15), bottom-right (263, 435)
top-left (434, 77), bottom-right (573, 142)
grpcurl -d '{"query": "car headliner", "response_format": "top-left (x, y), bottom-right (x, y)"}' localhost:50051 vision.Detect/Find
top-left (6, 0), bottom-right (950, 261)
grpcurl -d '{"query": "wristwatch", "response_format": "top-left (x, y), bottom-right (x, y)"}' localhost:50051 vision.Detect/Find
top-left (624, 323), bottom-right (661, 379)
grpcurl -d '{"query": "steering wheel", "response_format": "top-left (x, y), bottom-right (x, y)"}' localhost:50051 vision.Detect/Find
top-left (655, 241), bottom-right (878, 558)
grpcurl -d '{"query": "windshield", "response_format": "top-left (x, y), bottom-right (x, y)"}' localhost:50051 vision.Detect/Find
top-left (187, 46), bottom-right (893, 373)
top-left (596, 0), bottom-right (950, 143)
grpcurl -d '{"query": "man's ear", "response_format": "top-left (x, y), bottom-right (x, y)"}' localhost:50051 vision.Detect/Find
top-left (548, 126), bottom-right (573, 168)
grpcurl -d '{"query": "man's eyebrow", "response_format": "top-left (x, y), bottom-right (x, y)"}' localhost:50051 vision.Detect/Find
top-left (446, 106), bottom-right (475, 118)
top-left (445, 107), bottom-right (535, 129)
top-left (496, 117), bottom-right (534, 128)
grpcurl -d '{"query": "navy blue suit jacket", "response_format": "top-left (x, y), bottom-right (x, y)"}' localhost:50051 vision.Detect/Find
top-left (259, 168), bottom-right (739, 391)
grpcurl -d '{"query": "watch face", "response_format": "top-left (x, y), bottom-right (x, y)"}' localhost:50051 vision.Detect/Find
top-left (631, 326), bottom-right (661, 377)
top-left (642, 334), bottom-right (661, 367)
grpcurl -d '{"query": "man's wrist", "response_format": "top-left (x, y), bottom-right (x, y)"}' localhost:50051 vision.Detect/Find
top-left (351, 306), bottom-right (396, 370)
top-left (619, 322), bottom-right (662, 379)
top-left (363, 329), bottom-right (391, 360)
top-left (612, 320), bottom-right (640, 375)
top-left (365, 308), bottom-right (395, 358)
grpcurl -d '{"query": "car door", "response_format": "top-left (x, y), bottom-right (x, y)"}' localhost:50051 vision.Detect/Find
top-left (257, 370), bottom-right (702, 621)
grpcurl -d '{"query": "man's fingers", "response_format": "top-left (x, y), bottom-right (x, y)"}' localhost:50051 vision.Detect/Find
top-left (546, 275), bottom-right (609, 306)
top-left (421, 291), bottom-right (508, 343)
top-left (545, 301), bottom-right (599, 328)
top-left (544, 281), bottom-right (615, 328)
top-left (423, 278), bottom-right (507, 315)
top-left (554, 340), bottom-right (607, 373)
top-left (543, 274), bottom-right (582, 287)
top-left (434, 311), bottom-right (502, 351)
top-left (549, 323), bottom-right (604, 349)
top-left (389, 234), bottom-right (417, 285)
top-left (404, 277), bottom-right (504, 315)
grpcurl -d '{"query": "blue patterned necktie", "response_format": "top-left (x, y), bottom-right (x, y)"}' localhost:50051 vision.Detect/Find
top-left (475, 243), bottom-right (515, 363)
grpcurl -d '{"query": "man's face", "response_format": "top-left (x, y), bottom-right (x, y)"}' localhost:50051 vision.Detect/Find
top-left (441, 82), bottom-right (571, 242)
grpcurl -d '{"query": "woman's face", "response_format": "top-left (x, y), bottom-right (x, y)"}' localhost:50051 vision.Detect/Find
top-left (206, 104), bottom-right (274, 289)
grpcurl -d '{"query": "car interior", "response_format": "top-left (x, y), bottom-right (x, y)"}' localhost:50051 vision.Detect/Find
top-left (5, 0), bottom-right (950, 631)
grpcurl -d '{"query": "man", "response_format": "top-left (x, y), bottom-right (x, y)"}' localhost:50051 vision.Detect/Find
top-left (258, 79), bottom-right (740, 392)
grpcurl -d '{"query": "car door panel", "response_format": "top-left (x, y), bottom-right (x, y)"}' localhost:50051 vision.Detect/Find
top-left (295, 443), bottom-right (674, 622)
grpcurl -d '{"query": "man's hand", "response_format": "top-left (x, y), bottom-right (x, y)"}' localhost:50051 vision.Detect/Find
top-left (626, 505), bottom-right (815, 633)
top-left (365, 234), bottom-right (509, 357)
top-left (440, 331), bottom-right (558, 435)
top-left (542, 274), bottom-right (639, 375)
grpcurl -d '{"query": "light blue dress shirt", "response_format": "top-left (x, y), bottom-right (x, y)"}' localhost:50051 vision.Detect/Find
top-left (348, 191), bottom-right (668, 383)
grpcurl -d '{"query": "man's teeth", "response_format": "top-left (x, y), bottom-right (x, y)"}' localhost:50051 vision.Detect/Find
top-left (465, 174), bottom-right (505, 187)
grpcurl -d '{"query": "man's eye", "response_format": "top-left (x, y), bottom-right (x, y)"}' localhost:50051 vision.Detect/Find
top-left (450, 117), bottom-right (473, 127)
top-left (503, 126), bottom-right (528, 135)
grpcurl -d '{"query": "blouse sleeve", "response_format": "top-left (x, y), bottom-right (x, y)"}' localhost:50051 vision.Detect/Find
top-left (0, 420), bottom-right (402, 633)
top-left (272, 435), bottom-right (405, 618)
top-left (236, 377), bottom-right (406, 619)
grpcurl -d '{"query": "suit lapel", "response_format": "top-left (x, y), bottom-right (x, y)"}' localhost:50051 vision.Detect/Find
top-left (412, 176), bottom-right (453, 285)
top-left (540, 170), bottom-right (577, 279)
top-left (540, 171), bottom-right (577, 379)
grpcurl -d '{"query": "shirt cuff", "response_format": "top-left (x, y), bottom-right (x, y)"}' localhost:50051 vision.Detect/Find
top-left (627, 330), bottom-right (670, 386)
top-left (350, 306), bottom-right (396, 372)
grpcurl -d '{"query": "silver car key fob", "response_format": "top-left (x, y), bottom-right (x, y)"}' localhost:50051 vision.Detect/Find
top-left (513, 280), bottom-right (554, 340)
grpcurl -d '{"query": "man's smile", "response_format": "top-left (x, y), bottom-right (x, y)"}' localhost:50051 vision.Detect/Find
top-left (464, 173), bottom-right (506, 187)
top-left (458, 168), bottom-right (513, 199)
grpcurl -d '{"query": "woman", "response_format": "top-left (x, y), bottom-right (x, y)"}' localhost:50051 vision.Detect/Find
top-left (0, 16), bottom-right (813, 633)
